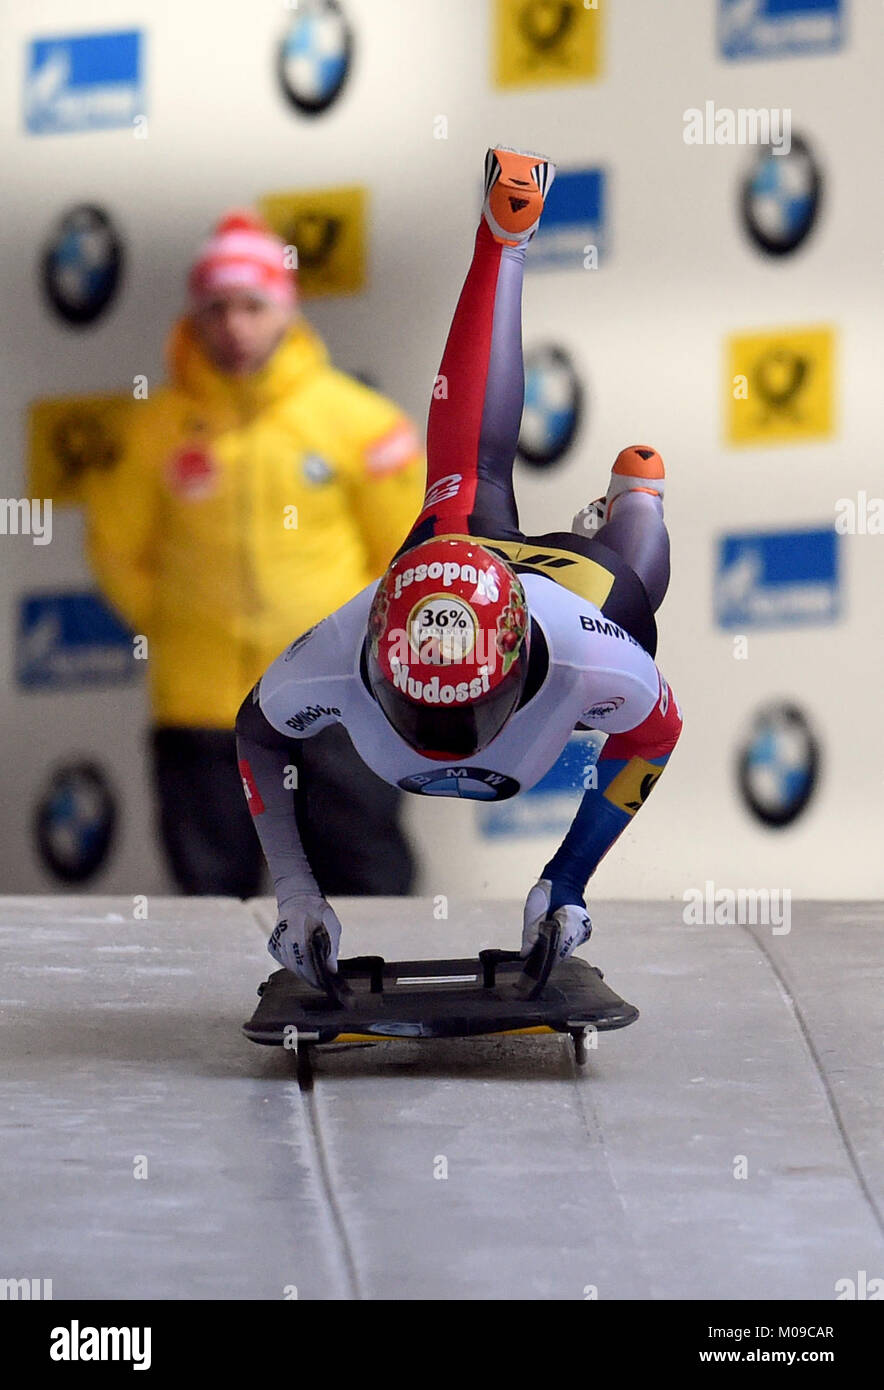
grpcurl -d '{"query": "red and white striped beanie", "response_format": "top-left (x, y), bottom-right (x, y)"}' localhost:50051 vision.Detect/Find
top-left (188, 210), bottom-right (297, 309)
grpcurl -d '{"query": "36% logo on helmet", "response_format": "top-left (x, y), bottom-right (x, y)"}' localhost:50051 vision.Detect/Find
top-left (409, 597), bottom-right (477, 665)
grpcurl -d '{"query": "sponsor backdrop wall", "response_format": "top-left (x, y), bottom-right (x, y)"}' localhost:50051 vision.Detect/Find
top-left (1, 0), bottom-right (881, 907)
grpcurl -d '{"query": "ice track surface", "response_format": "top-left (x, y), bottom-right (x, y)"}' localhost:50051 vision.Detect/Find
top-left (1, 896), bottom-right (882, 1301)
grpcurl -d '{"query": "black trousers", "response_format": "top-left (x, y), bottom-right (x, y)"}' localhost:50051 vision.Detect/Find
top-left (150, 724), bottom-right (416, 898)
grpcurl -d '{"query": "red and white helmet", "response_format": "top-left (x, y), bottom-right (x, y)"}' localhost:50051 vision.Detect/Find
top-left (365, 537), bottom-right (530, 760)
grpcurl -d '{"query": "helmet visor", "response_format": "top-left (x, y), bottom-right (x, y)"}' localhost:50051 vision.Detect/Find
top-left (367, 648), bottom-right (526, 759)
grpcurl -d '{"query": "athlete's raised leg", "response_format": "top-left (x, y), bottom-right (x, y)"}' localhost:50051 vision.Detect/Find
top-left (397, 147), bottom-right (555, 553)
top-left (572, 445), bottom-right (670, 611)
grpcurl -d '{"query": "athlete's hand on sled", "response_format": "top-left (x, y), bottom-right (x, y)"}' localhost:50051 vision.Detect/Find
top-left (268, 895), bottom-right (342, 990)
top-left (521, 879), bottom-right (592, 964)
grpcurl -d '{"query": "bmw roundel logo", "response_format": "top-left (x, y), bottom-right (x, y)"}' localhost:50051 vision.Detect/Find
top-left (517, 344), bottom-right (583, 469)
top-left (741, 134), bottom-right (822, 257)
top-left (277, 0), bottom-right (353, 116)
top-left (398, 767), bottom-right (520, 801)
top-left (736, 702), bottom-right (820, 829)
top-left (34, 760), bottom-right (117, 882)
top-left (41, 204), bottom-right (124, 325)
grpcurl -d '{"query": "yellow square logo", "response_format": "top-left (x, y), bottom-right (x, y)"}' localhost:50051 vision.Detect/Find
top-left (726, 326), bottom-right (835, 445)
top-left (603, 757), bottom-right (663, 817)
top-left (494, 0), bottom-right (602, 89)
top-left (28, 393), bottom-right (130, 506)
top-left (259, 186), bottom-right (366, 298)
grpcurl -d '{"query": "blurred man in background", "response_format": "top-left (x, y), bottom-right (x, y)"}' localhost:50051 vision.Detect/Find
top-left (85, 210), bottom-right (423, 898)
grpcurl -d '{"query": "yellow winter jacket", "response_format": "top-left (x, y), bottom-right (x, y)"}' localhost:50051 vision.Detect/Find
top-left (84, 315), bottom-right (426, 727)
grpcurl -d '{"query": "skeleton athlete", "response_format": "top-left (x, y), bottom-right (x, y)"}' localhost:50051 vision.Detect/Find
top-left (235, 146), bottom-right (683, 987)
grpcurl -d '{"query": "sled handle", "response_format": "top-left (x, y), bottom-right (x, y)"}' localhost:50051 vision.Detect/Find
top-left (338, 955), bottom-right (386, 993)
top-left (308, 925), bottom-right (353, 1005)
top-left (479, 918), bottom-right (560, 1000)
top-left (514, 918), bottom-right (561, 1000)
